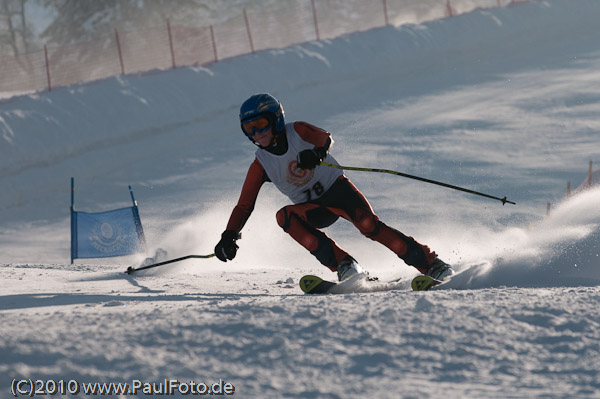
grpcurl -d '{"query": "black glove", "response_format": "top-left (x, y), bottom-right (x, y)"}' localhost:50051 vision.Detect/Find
top-left (297, 148), bottom-right (327, 170)
top-left (215, 230), bottom-right (240, 262)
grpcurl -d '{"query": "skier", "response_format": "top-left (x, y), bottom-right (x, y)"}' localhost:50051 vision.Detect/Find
top-left (215, 93), bottom-right (454, 282)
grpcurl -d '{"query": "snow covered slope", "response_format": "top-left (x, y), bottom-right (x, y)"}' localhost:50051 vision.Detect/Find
top-left (1, 0), bottom-right (600, 397)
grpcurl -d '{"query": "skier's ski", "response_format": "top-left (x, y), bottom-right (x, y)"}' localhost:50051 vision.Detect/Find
top-left (299, 275), bottom-right (337, 294)
top-left (299, 273), bottom-right (409, 294)
top-left (411, 260), bottom-right (489, 291)
top-left (300, 260), bottom-right (488, 294)
top-left (411, 275), bottom-right (444, 291)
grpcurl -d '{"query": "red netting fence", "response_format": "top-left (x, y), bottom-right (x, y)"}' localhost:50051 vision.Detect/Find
top-left (0, 0), bottom-right (530, 98)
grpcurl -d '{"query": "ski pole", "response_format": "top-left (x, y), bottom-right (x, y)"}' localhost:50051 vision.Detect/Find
top-left (321, 162), bottom-right (516, 205)
top-left (125, 253), bottom-right (215, 274)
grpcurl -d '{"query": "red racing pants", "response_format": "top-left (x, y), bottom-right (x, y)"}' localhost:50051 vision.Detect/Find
top-left (276, 177), bottom-right (437, 273)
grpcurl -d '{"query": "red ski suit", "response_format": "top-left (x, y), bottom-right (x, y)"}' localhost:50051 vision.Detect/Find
top-left (225, 121), bottom-right (437, 273)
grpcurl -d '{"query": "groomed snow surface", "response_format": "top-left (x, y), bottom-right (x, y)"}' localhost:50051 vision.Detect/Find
top-left (1, 0), bottom-right (600, 397)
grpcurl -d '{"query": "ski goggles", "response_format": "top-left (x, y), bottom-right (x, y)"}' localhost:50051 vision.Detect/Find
top-left (242, 116), bottom-right (271, 137)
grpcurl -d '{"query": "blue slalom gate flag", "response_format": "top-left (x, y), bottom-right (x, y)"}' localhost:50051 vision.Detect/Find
top-left (70, 178), bottom-right (146, 263)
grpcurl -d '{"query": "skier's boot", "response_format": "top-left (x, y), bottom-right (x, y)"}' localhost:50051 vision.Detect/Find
top-left (337, 255), bottom-right (366, 282)
top-left (426, 257), bottom-right (455, 281)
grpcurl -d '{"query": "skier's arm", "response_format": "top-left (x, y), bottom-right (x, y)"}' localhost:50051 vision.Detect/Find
top-left (294, 121), bottom-right (333, 170)
top-left (225, 158), bottom-right (269, 233)
top-left (215, 158), bottom-right (268, 262)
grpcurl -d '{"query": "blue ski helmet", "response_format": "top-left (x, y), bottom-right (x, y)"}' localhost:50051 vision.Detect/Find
top-left (239, 93), bottom-right (285, 141)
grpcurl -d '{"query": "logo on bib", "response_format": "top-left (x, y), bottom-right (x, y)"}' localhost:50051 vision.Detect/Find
top-left (286, 160), bottom-right (314, 187)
